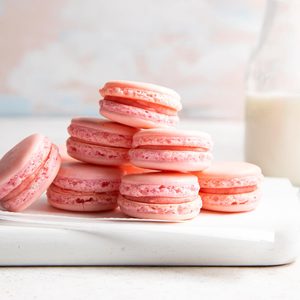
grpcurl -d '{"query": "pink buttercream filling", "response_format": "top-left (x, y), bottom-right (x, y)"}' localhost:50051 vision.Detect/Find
top-left (201, 185), bottom-right (257, 194)
top-left (99, 85), bottom-right (181, 111)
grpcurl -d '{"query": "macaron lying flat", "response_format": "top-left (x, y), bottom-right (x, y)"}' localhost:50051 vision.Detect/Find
top-left (67, 117), bottom-right (137, 166)
top-left (118, 172), bottom-right (201, 220)
top-left (47, 162), bottom-right (123, 212)
top-left (0, 134), bottom-right (61, 212)
top-left (99, 80), bottom-right (182, 128)
top-left (195, 161), bottom-right (263, 212)
top-left (129, 128), bottom-right (213, 172)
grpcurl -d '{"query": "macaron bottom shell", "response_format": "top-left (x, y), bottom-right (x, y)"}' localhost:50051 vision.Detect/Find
top-left (47, 185), bottom-right (119, 212)
top-left (67, 137), bottom-right (129, 166)
top-left (100, 100), bottom-right (178, 129)
top-left (129, 148), bottom-right (212, 172)
top-left (118, 195), bottom-right (202, 221)
top-left (200, 189), bottom-right (260, 213)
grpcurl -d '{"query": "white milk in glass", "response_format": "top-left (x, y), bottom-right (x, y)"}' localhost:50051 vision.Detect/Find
top-left (245, 93), bottom-right (300, 185)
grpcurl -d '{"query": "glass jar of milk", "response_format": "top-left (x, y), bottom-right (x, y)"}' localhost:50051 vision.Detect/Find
top-left (245, 0), bottom-right (300, 185)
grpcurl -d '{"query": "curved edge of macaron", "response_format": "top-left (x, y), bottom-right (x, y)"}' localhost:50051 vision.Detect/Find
top-left (1, 144), bottom-right (61, 212)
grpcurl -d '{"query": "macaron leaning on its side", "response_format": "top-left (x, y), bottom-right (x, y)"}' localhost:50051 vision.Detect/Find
top-left (99, 80), bottom-right (182, 128)
top-left (0, 134), bottom-right (61, 212)
top-left (129, 128), bottom-right (213, 172)
top-left (118, 172), bottom-right (201, 220)
top-left (195, 161), bottom-right (263, 212)
top-left (67, 117), bottom-right (138, 166)
top-left (47, 162), bottom-right (123, 212)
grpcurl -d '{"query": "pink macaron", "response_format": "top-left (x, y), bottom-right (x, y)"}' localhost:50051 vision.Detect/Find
top-left (129, 128), bottom-right (213, 172)
top-left (0, 134), bottom-right (61, 212)
top-left (47, 162), bottom-right (123, 212)
top-left (195, 161), bottom-right (263, 212)
top-left (67, 117), bottom-right (138, 166)
top-left (99, 80), bottom-right (182, 128)
top-left (118, 172), bottom-right (201, 220)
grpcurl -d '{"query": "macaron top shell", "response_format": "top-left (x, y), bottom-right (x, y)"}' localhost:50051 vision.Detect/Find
top-left (195, 161), bottom-right (263, 189)
top-left (69, 117), bottom-right (137, 136)
top-left (132, 128), bottom-right (213, 150)
top-left (56, 162), bottom-right (123, 180)
top-left (53, 162), bottom-right (123, 192)
top-left (68, 117), bottom-right (138, 148)
top-left (122, 172), bottom-right (199, 185)
top-left (0, 134), bottom-right (51, 199)
top-left (99, 80), bottom-right (182, 111)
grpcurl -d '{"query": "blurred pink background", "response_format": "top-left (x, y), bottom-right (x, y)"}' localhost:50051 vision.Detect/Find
top-left (0, 0), bottom-right (264, 118)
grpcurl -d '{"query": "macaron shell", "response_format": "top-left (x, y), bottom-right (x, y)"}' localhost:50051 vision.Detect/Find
top-left (132, 128), bottom-right (213, 150)
top-left (100, 100), bottom-right (178, 128)
top-left (129, 148), bottom-right (212, 171)
top-left (47, 185), bottom-right (118, 212)
top-left (118, 194), bottom-right (201, 221)
top-left (68, 117), bottom-right (137, 148)
top-left (200, 189), bottom-right (261, 213)
top-left (0, 134), bottom-right (52, 199)
top-left (53, 162), bottom-right (122, 193)
top-left (195, 161), bottom-right (263, 189)
top-left (1, 144), bottom-right (61, 212)
top-left (99, 80), bottom-right (182, 111)
top-left (67, 137), bottom-right (129, 166)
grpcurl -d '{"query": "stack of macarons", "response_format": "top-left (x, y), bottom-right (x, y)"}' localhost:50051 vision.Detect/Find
top-left (0, 80), bottom-right (263, 219)
top-left (48, 80), bottom-right (213, 219)
top-left (98, 81), bottom-right (215, 219)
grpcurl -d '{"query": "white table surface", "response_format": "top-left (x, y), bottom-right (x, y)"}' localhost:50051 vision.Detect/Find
top-left (0, 117), bottom-right (300, 300)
